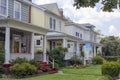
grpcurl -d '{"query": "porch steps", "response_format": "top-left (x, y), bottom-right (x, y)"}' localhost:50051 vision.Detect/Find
top-left (39, 62), bottom-right (58, 74)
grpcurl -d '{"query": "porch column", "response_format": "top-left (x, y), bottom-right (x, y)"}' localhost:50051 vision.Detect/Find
top-left (94, 45), bottom-right (96, 57)
top-left (76, 42), bottom-right (80, 56)
top-left (31, 32), bottom-right (34, 59)
top-left (63, 38), bottom-right (67, 48)
top-left (83, 45), bottom-right (86, 65)
top-left (43, 35), bottom-right (47, 62)
top-left (4, 27), bottom-right (10, 64)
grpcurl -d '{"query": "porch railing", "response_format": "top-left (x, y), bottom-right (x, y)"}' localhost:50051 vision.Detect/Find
top-left (46, 54), bottom-right (55, 68)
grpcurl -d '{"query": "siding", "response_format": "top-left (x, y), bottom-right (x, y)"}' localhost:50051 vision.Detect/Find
top-left (0, 0), bottom-right (29, 23)
top-left (21, 3), bottom-right (29, 23)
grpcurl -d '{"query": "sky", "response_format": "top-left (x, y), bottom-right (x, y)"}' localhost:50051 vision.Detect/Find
top-left (32, 0), bottom-right (120, 36)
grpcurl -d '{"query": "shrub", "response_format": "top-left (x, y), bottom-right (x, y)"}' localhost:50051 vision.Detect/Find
top-left (0, 49), bottom-right (5, 64)
top-left (10, 63), bottom-right (37, 78)
top-left (0, 66), bottom-right (3, 78)
top-left (92, 56), bottom-right (103, 65)
top-left (35, 50), bottom-right (43, 54)
top-left (48, 47), bottom-right (66, 67)
top-left (101, 62), bottom-right (120, 77)
top-left (10, 57), bottom-right (28, 66)
top-left (29, 60), bottom-right (38, 67)
top-left (70, 56), bottom-right (83, 65)
top-left (54, 63), bottom-right (59, 68)
top-left (98, 76), bottom-right (112, 80)
top-left (103, 56), bottom-right (120, 62)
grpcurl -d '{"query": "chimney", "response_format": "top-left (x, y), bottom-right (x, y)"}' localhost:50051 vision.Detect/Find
top-left (59, 8), bottom-right (63, 18)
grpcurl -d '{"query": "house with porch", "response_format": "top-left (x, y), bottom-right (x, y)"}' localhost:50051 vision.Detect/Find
top-left (0, 0), bottom-right (50, 65)
top-left (30, 3), bottom-right (82, 62)
top-left (65, 21), bottom-right (102, 64)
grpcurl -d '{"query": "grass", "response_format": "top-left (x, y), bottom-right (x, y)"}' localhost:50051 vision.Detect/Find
top-left (1, 65), bottom-right (102, 80)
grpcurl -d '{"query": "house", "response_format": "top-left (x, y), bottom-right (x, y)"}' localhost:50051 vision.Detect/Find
top-left (0, 0), bottom-right (50, 65)
top-left (30, 3), bottom-right (82, 62)
top-left (65, 21), bottom-right (102, 64)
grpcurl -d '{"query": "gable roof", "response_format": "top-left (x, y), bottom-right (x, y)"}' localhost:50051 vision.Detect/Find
top-left (41, 3), bottom-right (61, 16)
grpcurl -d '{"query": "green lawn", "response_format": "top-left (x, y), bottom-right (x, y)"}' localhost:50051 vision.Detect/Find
top-left (1, 65), bottom-right (102, 80)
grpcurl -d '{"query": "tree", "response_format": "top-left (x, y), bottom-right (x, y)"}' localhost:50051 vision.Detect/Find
top-left (74, 0), bottom-right (120, 12)
top-left (100, 36), bottom-right (120, 56)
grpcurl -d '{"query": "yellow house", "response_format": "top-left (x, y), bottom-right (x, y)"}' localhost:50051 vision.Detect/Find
top-left (31, 3), bottom-right (82, 61)
top-left (31, 3), bottom-right (66, 52)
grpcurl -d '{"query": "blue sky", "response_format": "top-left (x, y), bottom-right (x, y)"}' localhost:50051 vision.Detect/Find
top-left (32, 0), bottom-right (120, 36)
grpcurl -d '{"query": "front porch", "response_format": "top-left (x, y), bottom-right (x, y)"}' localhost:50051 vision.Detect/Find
top-left (46, 32), bottom-right (81, 60)
top-left (0, 19), bottom-right (49, 64)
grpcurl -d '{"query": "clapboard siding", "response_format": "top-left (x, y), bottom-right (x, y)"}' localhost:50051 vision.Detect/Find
top-left (0, 0), bottom-right (30, 23)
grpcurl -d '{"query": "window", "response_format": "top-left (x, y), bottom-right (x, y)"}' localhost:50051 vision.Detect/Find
top-left (0, 0), bottom-right (7, 16)
top-left (36, 40), bottom-right (41, 46)
top-left (14, 1), bottom-right (21, 20)
top-left (50, 17), bottom-right (52, 29)
top-left (80, 34), bottom-right (82, 39)
top-left (59, 21), bottom-right (62, 32)
top-left (76, 32), bottom-right (79, 37)
top-left (53, 19), bottom-right (56, 30)
top-left (49, 17), bottom-right (56, 30)
top-left (76, 32), bottom-right (77, 36)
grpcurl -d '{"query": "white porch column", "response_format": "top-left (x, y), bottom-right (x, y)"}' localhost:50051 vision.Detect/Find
top-left (76, 42), bottom-right (80, 56)
top-left (83, 45), bottom-right (86, 65)
top-left (43, 35), bottom-right (47, 62)
top-left (31, 32), bottom-right (34, 59)
top-left (94, 45), bottom-right (96, 57)
top-left (4, 27), bottom-right (10, 64)
top-left (63, 38), bottom-right (67, 48)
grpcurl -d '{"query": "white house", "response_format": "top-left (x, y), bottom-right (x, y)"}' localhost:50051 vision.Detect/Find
top-left (65, 21), bottom-right (102, 64)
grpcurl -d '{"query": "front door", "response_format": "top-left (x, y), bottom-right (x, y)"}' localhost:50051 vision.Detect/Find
top-left (13, 35), bottom-right (21, 53)
top-left (49, 41), bottom-right (56, 50)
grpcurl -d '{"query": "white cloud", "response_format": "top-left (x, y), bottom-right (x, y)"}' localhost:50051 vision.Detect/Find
top-left (32, 0), bottom-right (120, 36)
top-left (109, 25), bottom-right (117, 33)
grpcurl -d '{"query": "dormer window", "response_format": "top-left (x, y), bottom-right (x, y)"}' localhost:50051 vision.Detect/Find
top-left (0, 0), bottom-right (7, 16)
top-left (14, 1), bottom-right (21, 20)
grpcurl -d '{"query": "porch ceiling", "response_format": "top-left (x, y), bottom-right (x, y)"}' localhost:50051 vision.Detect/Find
top-left (0, 19), bottom-right (51, 35)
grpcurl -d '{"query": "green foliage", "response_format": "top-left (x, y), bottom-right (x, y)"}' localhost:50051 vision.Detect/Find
top-left (101, 62), bottom-right (120, 77)
top-left (100, 36), bottom-right (120, 56)
top-left (98, 76), bottom-right (112, 80)
top-left (10, 63), bottom-right (37, 78)
top-left (70, 56), bottom-right (83, 65)
top-left (29, 60), bottom-right (39, 67)
top-left (81, 51), bottom-right (84, 57)
top-left (92, 56), bottom-right (103, 65)
top-left (10, 57), bottom-right (28, 66)
top-left (0, 66), bottom-right (3, 78)
top-left (97, 50), bottom-right (102, 56)
top-left (0, 49), bottom-right (5, 64)
top-left (74, 0), bottom-right (119, 12)
top-left (103, 56), bottom-right (120, 62)
top-left (54, 63), bottom-right (59, 69)
top-left (48, 47), bottom-right (66, 67)
top-left (35, 50), bottom-right (43, 54)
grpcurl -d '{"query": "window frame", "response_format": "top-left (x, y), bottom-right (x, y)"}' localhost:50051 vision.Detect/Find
top-left (49, 17), bottom-right (56, 30)
top-left (50, 17), bottom-right (52, 29)
top-left (53, 19), bottom-right (56, 30)
top-left (35, 39), bottom-right (41, 47)
top-left (59, 21), bottom-right (62, 32)
top-left (14, 0), bottom-right (21, 20)
top-left (0, 0), bottom-right (8, 17)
